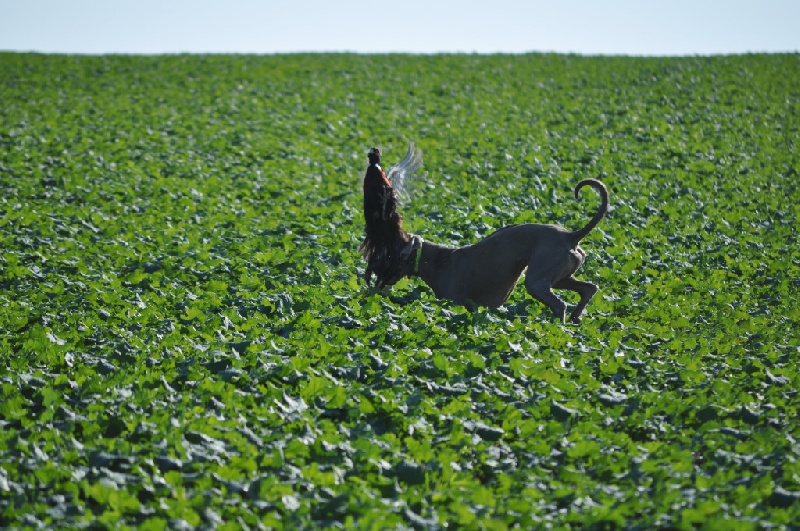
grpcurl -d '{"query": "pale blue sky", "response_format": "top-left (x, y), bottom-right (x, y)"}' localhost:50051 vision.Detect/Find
top-left (1, 0), bottom-right (798, 55)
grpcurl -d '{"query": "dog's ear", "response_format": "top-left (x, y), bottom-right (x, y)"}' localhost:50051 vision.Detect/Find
top-left (399, 239), bottom-right (414, 259)
top-left (399, 235), bottom-right (421, 259)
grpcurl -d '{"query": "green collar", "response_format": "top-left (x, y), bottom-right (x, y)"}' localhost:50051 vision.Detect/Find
top-left (404, 234), bottom-right (424, 276)
top-left (413, 244), bottom-right (423, 275)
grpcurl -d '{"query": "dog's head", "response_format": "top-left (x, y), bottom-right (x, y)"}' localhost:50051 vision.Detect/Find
top-left (365, 234), bottom-right (423, 289)
top-left (398, 234), bottom-right (424, 278)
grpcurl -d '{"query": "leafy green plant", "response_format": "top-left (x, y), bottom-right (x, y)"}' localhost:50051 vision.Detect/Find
top-left (1, 52), bottom-right (798, 528)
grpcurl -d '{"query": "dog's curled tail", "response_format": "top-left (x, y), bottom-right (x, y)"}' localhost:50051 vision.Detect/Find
top-left (569, 179), bottom-right (609, 245)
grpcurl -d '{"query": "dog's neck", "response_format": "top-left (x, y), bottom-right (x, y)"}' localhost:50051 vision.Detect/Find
top-left (410, 240), bottom-right (455, 296)
top-left (369, 162), bottom-right (381, 170)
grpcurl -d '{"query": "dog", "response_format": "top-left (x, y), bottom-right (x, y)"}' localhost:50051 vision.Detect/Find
top-left (362, 148), bottom-right (609, 323)
top-left (388, 179), bottom-right (609, 323)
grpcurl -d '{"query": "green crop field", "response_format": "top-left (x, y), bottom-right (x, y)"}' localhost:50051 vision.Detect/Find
top-left (1, 52), bottom-right (798, 528)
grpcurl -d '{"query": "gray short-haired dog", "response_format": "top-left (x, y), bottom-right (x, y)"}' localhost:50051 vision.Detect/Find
top-left (360, 144), bottom-right (608, 323)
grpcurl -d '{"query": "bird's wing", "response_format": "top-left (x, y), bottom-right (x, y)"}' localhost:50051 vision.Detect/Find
top-left (385, 142), bottom-right (423, 200)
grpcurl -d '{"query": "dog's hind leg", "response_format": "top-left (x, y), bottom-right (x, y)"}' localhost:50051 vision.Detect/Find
top-left (524, 277), bottom-right (568, 323)
top-left (553, 277), bottom-right (598, 323)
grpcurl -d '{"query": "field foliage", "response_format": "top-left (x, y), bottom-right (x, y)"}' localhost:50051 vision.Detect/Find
top-left (1, 52), bottom-right (799, 528)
